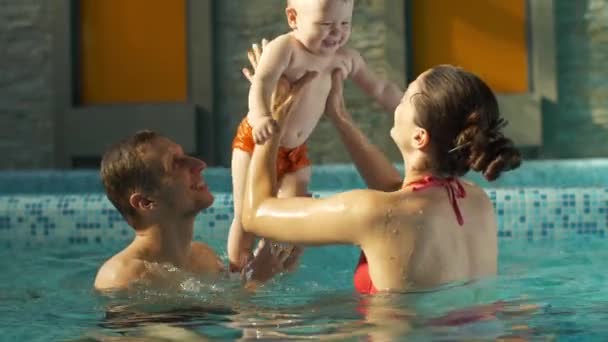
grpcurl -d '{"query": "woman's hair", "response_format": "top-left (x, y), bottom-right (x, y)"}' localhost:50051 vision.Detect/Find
top-left (411, 65), bottom-right (521, 181)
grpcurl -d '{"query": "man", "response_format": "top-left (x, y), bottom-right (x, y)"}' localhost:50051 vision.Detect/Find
top-left (94, 130), bottom-right (292, 291)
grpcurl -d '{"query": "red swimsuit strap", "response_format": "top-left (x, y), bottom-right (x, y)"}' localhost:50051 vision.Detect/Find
top-left (405, 176), bottom-right (466, 226)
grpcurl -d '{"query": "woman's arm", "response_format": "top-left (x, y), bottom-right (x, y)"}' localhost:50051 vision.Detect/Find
top-left (326, 70), bottom-right (403, 192)
top-left (241, 72), bottom-right (382, 246)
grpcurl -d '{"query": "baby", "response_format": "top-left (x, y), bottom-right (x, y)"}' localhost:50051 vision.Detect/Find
top-left (228, 0), bottom-right (403, 271)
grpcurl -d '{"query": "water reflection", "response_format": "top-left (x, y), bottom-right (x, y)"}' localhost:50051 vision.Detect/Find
top-left (82, 273), bottom-right (550, 341)
top-left (10, 239), bottom-right (608, 340)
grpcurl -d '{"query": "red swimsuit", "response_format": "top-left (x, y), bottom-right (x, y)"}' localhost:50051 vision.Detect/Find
top-left (353, 176), bottom-right (467, 294)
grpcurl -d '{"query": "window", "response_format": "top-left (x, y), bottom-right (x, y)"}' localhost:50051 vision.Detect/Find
top-left (52, 0), bottom-right (214, 168)
top-left (79, 0), bottom-right (187, 104)
top-left (411, 0), bottom-right (528, 93)
top-left (390, 0), bottom-right (557, 147)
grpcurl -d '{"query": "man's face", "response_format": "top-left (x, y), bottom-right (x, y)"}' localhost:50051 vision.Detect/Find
top-left (147, 137), bottom-right (214, 218)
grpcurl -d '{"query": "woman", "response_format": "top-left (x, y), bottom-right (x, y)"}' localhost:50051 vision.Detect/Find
top-left (241, 44), bottom-right (521, 294)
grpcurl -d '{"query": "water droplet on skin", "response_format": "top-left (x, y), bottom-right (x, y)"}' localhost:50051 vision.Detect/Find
top-left (384, 209), bottom-right (394, 227)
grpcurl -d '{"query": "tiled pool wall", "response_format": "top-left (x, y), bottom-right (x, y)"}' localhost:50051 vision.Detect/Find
top-left (3, 160), bottom-right (608, 194)
top-left (1, 160), bottom-right (608, 248)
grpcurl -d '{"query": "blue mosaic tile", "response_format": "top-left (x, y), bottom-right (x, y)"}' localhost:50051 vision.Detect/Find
top-left (1, 187), bottom-right (608, 247)
top-left (3, 160), bottom-right (608, 195)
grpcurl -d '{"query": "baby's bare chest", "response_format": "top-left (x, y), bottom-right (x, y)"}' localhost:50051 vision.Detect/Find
top-left (284, 52), bottom-right (351, 103)
top-left (284, 50), bottom-right (351, 83)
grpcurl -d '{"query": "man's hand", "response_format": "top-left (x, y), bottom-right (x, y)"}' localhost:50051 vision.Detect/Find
top-left (242, 239), bottom-right (301, 289)
top-left (255, 239), bottom-right (303, 273)
top-left (280, 245), bottom-right (303, 272)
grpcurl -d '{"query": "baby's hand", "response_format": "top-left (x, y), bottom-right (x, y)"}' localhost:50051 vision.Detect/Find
top-left (252, 116), bottom-right (278, 144)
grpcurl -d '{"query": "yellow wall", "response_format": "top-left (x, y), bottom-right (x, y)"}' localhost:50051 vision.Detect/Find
top-left (411, 0), bottom-right (528, 93)
top-left (79, 0), bottom-right (187, 104)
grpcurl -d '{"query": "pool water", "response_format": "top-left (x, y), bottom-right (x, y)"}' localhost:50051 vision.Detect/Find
top-left (3, 236), bottom-right (608, 341)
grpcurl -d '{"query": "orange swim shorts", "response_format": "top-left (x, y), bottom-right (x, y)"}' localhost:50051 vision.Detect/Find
top-left (232, 118), bottom-right (311, 179)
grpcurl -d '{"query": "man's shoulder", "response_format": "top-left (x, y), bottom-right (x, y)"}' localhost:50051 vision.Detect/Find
top-left (190, 242), bottom-right (224, 273)
top-left (191, 241), bottom-right (214, 254)
top-left (94, 252), bottom-right (147, 291)
top-left (190, 241), bottom-right (221, 262)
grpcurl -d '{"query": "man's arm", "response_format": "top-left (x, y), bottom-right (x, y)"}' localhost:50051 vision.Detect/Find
top-left (192, 241), bottom-right (299, 289)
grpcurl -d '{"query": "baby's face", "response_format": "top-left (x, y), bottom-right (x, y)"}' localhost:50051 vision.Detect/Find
top-left (290, 0), bottom-right (354, 55)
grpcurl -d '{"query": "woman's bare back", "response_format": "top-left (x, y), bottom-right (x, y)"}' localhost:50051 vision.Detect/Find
top-left (360, 182), bottom-right (498, 292)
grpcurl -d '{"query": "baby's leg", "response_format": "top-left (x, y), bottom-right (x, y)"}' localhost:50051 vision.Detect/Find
top-left (278, 166), bottom-right (311, 198)
top-left (227, 149), bottom-right (255, 272)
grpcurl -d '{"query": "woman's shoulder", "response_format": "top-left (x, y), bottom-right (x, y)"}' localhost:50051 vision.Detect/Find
top-left (461, 180), bottom-right (493, 205)
top-left (329, 188), bottom-right (449, 225)
top-left (396, 179), bottom-right (492, 214)
top-left (329, 188), bottom-right (393, 206)
top-left (327, 188), bottom-right (408, 217)
top-left (358, 188), bottom-right (431, 219)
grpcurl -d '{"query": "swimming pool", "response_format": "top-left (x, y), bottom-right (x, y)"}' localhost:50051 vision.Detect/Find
top-left (1, 160), bottom-right (608, 340)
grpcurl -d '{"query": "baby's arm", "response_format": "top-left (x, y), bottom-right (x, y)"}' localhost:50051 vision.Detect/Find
top-left (248, 35), bottom-right (294, 143)
top-left (347, 49), bottom-right (403, 113)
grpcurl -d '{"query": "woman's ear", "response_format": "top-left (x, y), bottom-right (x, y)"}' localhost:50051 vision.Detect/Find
top-left (412, 127), bottom-right (430, 149)
top-left (129, 192), bottom-right (156, 212)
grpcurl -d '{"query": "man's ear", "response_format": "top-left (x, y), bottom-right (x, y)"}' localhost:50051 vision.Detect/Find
top-left (412, 127), bottom-right (430, 150)
top-left (286, 7), bottom-right (298, 30)
top-left (129, 192), bottom-right (155, 212)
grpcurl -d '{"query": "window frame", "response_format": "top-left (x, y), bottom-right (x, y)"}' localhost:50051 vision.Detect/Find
top-left (51, 0), bottom-right (215, 168)
top-left (385, 0), bottom-right (556, 147)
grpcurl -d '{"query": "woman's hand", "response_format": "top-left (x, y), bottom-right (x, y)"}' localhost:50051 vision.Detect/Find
top-left (241, 39), bottom-right (268, 83)
top-left (325, 69), bottom-right (352, 122)
top-left (270, 71), bottom-right (317, 125)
